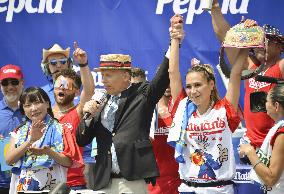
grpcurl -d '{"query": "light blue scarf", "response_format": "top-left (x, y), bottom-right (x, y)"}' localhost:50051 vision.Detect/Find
top-left (168, 99), bottom-right (197, 163)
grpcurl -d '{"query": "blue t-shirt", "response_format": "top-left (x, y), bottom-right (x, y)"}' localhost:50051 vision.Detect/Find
top-left (0, 98), bottom-right (24, 188)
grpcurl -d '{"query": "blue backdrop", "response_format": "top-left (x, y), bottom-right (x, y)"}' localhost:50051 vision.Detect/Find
top-left (0, 0), bottom-right (283, 192)
top-left (0, 0), bottom-right (283, 100)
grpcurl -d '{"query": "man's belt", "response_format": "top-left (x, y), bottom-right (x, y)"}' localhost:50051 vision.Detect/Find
top-left (182, 179), bottom-right (234, 188)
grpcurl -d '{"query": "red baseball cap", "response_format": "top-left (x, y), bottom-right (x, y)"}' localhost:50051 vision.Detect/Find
top-left (0, 64), bottom-right (23, 81)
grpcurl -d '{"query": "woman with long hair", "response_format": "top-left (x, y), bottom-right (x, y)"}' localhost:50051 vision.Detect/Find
top-left (5, 87), bottom-right (72, 193)
top-left (167, 15), bottom-right (248, 193)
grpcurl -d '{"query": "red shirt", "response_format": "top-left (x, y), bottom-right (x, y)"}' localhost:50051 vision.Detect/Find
top-left (244, 63), bottom-right (282, 147)
top-left (148, 90), bottom-right (186, 194)
top-left (59, 107), bottom-right (86, 187)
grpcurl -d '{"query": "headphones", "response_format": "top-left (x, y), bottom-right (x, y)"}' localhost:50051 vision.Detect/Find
top-left (41, 57), bottom-right (73, 77)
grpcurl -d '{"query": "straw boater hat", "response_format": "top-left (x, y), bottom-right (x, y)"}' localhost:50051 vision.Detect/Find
top-left (94, 54), bottom-right (132, 72)
top-left (42, 43), bottom-right (70, 63)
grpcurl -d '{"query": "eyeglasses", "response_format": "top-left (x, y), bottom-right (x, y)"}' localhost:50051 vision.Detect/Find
top-left (48, 58), bottom-right (68, 66)
top-left (1, 79), bottom-right (20, 87)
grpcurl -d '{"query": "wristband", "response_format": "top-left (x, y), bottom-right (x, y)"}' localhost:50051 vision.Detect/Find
top-left (253, 160), bottom-right (262, 169)
top-left (78, 62), bottom-right (88, 68)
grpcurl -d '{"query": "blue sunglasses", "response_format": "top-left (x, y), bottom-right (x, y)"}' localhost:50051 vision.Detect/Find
top-left (49, 58), bottom-right (68, 66)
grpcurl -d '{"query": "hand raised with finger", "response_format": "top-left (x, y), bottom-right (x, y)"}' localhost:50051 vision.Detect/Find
top-left (73, 41), bottom-right (88, 65)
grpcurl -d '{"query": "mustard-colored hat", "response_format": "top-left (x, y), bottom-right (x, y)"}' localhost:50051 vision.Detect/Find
top-left (42, 43), bottom-right (70, 63)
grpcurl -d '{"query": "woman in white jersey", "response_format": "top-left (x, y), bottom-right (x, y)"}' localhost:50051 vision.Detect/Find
top-left (240, 84), bottom-right (284, 194)
top-left (167, 23), bottom-right (249, 194)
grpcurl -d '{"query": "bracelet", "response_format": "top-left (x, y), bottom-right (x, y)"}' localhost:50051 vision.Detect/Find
top-left (253, 160), bottom-right (262, 169)
top-left (78, 62), bottom-right (88, 68)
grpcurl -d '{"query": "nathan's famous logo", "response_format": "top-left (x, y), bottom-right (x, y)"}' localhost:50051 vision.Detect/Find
top-left (234, 170), bottom-right (253, 183)
top-left (0, 0), bottom-right (64, 22)
top-left (156, 0), bottom-right (250, 24)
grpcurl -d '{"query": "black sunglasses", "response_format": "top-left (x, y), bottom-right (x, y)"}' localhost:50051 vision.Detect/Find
top-left (1, 79), bottom-right (20, 86)
top-left (49, 58), bottom-right (68, 66)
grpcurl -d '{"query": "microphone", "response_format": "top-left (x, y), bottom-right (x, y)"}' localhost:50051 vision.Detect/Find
top-left (82, 112), bottom-right (92, 120)
top-left (83, 91), bottom-right (108, 120)
top-left (255, 75), bottom-right (284, 84)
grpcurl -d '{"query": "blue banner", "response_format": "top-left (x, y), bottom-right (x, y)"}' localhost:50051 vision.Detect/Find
top-left (0, 0), bottom-right (283, 104)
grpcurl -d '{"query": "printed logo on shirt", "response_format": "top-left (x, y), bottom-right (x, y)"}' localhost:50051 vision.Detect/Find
top-left (248, 78), bottom-right (270, 90)
top-left (189, 144), bottom-right (228, 181)
top-left (154, 126), bottom-right (170, 135)
top-left (60, 122), bottom-right (73, 131)
top-left (186, 117), bottom-right (226, 136)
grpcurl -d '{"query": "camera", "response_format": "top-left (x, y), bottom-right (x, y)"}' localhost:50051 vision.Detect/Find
top-left (250, 91), bottom-right (267, 113)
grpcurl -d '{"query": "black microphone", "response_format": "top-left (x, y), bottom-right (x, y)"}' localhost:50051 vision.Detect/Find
top-left (82, 112), bottom-right (92, 120)
top-left (83, 92), bottom-right (108, 120)
top-left (255, 75), bottom-right (284, 84)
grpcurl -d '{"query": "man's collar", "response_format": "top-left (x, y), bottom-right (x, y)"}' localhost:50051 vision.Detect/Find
top-left (48, 82), bottom-right (54, 92)
top-left (0, 98), bottom-right (19, 110)
top-left (0, 99), bottom-right (8, 110)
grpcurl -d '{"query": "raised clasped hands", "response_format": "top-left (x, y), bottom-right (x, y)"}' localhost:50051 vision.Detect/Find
top-left (169, 14), bottom-right (185, 43)
top-left (73, 41), bottom-right (88, 65)
top-left (29, 120), bottom-right (50, 156)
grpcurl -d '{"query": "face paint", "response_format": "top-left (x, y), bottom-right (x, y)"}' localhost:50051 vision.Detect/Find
top-left (54, 76), bottom-right (74, 90)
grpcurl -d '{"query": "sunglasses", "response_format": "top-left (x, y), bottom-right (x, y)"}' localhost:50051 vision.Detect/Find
top-left (54, 77), bottom-right (75, 91)
top-left (49, 58), bottom-right (68, 66)
top-left (1, 79), bottom-right (20, 86)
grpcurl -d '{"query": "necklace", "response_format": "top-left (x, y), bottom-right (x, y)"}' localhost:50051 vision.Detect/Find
top-left (53, 105), bottom-right (76, 114)
top-left (196, 101), bottom-right (214, 117)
